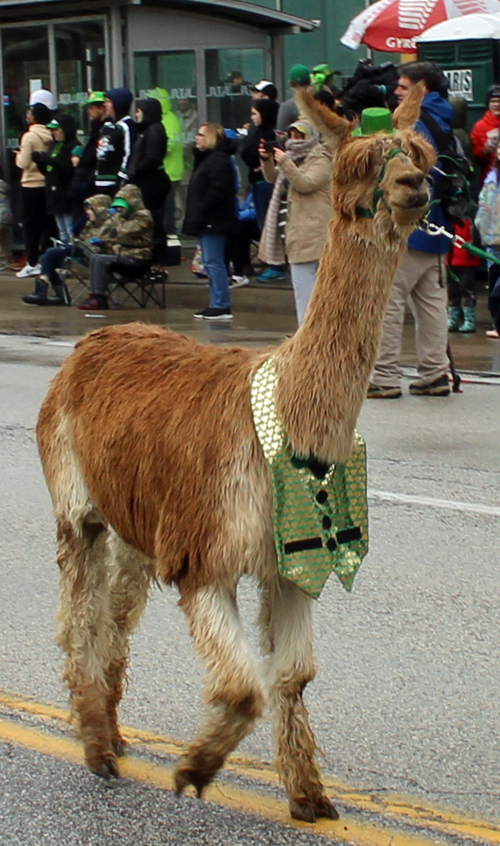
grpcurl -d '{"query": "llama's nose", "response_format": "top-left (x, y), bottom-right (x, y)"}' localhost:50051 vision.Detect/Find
top-left (396, 171), bottom-right (425, 190)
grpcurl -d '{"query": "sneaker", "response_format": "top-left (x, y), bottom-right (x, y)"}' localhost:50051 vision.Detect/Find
top-left (193, 307), bottom-right (232, 320)
top-left (230, 275), bottom-right (250, 288)
top-left (486, 329), bottom-right (500, 339)
top-left (366, 383), bottom-right (402, 399)
top-left (16, 263), bottom-right (42, 279)
top-left (408, 375), bottom-right (450, 396)
top-left (256, 267), bottom-right (286, 283)
top-left (77, 295), bottom-right (109, 311)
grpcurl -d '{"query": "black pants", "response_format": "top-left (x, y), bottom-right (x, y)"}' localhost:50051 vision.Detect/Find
top-left (226, 219), bottom-right (260, 276)
top-left (488, 263), bottom-right (500, 332)
top-left (133, 170), bottom-right (171, 264)
top-left (21, 186), bottom-right (56, 266)
top-left (89, 253), bottom-right (149, 297)
top-left (447, 266), bottom-right (476, 308)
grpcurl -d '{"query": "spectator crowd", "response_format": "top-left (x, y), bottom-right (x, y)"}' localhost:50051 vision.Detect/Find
top-left (4, 57), bottom-right (500, 383)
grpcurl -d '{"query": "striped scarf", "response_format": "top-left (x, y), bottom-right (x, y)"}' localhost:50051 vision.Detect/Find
top-left (262, 134), bottom-right (319, 266)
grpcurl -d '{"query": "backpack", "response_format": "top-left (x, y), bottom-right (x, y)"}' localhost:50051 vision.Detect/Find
top-left (419, 110), bottom-right (476, 223)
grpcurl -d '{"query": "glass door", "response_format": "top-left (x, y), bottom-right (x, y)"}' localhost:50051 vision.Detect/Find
top-left (55, 20), bottom-right (107, 136)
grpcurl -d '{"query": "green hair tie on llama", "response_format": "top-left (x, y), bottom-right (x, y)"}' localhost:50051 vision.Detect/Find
top-left (251, 357), bottom-right (368, 599)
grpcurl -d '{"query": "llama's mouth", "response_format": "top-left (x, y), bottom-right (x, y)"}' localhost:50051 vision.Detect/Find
top-left (393, 196), bottom-right (430, 211)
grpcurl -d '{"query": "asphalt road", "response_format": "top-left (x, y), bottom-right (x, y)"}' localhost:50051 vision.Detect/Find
top-left (1, 334), bottom-right (500, 846)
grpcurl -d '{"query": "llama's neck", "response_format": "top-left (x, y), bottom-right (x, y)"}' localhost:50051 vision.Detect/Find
top-left (274, 215), bottom-right (409, 465)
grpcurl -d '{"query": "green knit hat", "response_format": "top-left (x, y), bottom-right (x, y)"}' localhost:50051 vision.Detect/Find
top-left (351, 107), bottom-right (396, 137)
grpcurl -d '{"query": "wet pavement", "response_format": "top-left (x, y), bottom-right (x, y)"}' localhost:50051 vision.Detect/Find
top-left (1, 254), bottom-right (500, 375)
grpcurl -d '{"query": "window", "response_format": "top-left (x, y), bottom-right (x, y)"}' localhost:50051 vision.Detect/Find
top-left (3, 26), bottom-right (50, 145)
top-left (55, 20), bottom-right (106, 134)
top-left (205, 48), bottom-right (265, 130)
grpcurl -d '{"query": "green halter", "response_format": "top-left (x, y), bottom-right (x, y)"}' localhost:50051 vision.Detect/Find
top-left (355, 147), bottom-right (406, 219)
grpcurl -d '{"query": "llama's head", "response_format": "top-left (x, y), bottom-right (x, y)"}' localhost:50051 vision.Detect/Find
top-left (298, 83), bottom-right (436, 237)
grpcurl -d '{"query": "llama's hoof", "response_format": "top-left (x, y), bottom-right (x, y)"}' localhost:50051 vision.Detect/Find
top-left (314, 796), bottom-right (339, 820)
top-left (112, 736), bottom-right (127, 757)
top-left (174, 764), bottom-right (211, 798)
top-left (289, 796), bottom-right (339, 823)
top-left (89, 753), bottom-right (120, 780)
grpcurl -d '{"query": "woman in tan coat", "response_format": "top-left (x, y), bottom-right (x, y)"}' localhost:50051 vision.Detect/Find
top-left (259, 119), bottom-right (333, 323)
top-left (15, 102), bottom-right (53, 278)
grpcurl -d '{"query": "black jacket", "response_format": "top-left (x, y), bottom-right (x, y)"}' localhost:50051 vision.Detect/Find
top-left (182, 137), bottom-right (237, 237)
top-left (95, 116), bottom-right (136, 191)
top-left (128, 98), bottom-right (167, 180)
top-left (70, 117), bottom-right (105, 201)
top-left (32, 113), bottom-right (77, 215)
top-left (240, 98), bottom-right (279, 185)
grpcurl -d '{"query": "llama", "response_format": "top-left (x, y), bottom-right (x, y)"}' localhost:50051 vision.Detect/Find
top-left (36, 85), bottom-right (435, 823)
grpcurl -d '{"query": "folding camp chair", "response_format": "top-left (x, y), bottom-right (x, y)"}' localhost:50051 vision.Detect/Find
top-left (108, 263), bottom-right (168, 309)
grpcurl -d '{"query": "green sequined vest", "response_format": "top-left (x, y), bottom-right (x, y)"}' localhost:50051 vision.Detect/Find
top-left (251, 357), bottom-right (369, 599)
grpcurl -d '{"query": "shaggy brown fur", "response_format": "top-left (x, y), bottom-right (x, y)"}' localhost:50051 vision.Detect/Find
top-left (37, 84), bottom-right (434, 823)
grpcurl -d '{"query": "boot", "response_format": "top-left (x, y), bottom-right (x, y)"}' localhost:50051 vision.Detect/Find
top-left (459, 305), bottom-right (476, 333)
top-left (22, 278), bottom-right (49, 305)
top-left (447, 306), bottom-right (462, 332)
top-left (47, 283), bottom-right (71, 306)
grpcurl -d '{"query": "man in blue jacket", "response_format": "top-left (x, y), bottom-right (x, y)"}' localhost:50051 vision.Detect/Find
top-left (368, 62), bottom-right (452, 398)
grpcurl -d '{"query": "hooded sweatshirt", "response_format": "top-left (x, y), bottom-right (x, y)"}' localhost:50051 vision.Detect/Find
top-left (95, 88), bottom-right (137, 191)
top-left (99, 183), bottom-right (153, 260)
top-left (128, 98), bottom-right (167, 180)
top-left (470, 108), bottom-right (500, 185)
top-left (240, 98), bottom-right (279, 185)
top-left (32, 113), bottom-right (78, 214)
top-left (408, 90), bottom-right (454, 255)
top-left (146, 88), bottom-right (184, 182)
top-left (16, 122), bottom-right (53, 188)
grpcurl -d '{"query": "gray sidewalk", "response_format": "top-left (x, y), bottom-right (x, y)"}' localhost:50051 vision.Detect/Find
top-left (1, 251), bottom-right (500, 375)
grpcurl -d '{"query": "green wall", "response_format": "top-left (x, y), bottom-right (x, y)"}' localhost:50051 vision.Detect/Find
top-left (281, 0), bottom-right (369, 83)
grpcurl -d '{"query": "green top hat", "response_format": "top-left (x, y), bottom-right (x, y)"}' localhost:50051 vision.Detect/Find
top-left (86, 91), bottom-right (106, 106)
top-left (351, 107), bottom-right (395, 137)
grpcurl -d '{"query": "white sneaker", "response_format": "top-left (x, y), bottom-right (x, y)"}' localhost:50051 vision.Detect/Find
top-left (16, 263), bottom-right (41, 278)
top-left (230, 275), bottom-right (250, 288)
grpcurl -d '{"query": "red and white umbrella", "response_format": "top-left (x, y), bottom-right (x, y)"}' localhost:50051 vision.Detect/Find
top-left (341, 0), bottom-right (500, 53)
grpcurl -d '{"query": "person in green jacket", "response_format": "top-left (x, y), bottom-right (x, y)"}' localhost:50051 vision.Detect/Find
top-left (146, 87), bottom-right (184, 235)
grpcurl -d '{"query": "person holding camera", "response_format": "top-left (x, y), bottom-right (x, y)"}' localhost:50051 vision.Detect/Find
top-left (258, 118), bottom-right (333, 323)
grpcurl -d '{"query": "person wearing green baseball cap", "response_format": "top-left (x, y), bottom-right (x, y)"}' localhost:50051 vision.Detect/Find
top-left (86, 91), bottom-right (106, 106)
top-left (69, 92), bottom-right (108, 205)
top-left (277, 64), bottom-right (312, 133)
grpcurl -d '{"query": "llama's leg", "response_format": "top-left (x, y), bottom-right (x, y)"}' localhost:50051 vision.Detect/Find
top-left (56, 512), bottom-right (118, 778)
top-left (105, 531), bottom-right (153, 756)
top-left (175, 583), bottom-right (266, 796)
top-left (261, 579), bottom-right (338, 823)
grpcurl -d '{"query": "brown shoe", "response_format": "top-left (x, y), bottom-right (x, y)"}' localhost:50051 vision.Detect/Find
top-left (408, 375), bottom-right (450, 396)
top-left (9, 255), bottom-right (27, 270)
top-left (367, 383), bottom-right (402, 399)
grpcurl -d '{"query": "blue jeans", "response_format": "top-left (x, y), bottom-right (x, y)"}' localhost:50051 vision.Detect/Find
top-left (40, 245), bottom-right (73, 288)
top-left (199, 233), bottom-right (230, 310)
top-left (55, 213), bottom-right (73, 244)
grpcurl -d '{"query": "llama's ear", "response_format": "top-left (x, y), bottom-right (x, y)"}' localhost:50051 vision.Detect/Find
top-left (295, 87), bottom-right (352, 146)
top-left (392, 80), bottom-right (426, 131)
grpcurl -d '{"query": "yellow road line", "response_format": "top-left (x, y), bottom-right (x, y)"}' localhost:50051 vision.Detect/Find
top-left (0, 717), bottom-right (441, 846)
top-left (1, 688), bottom-right (500, 844)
